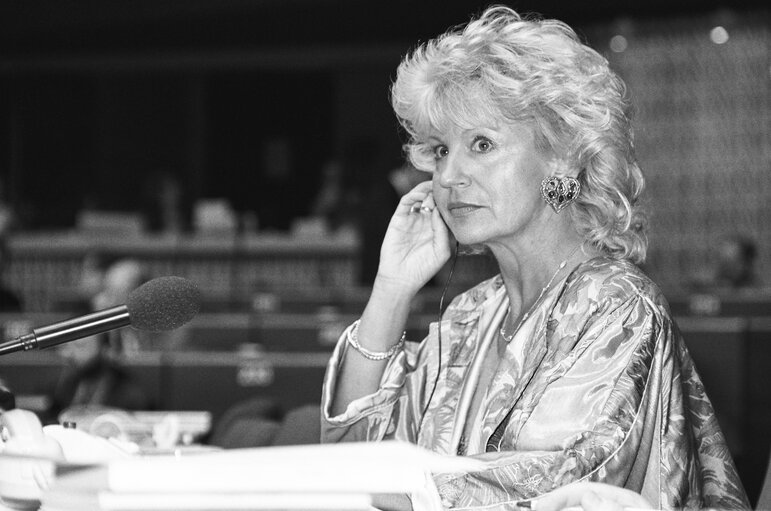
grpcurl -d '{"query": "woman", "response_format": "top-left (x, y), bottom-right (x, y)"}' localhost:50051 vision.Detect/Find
top-left (321, 6), bottom-right (749, 510)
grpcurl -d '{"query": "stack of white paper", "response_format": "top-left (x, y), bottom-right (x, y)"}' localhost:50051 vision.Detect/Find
top-left (39, 441), bottom-right (483, 511)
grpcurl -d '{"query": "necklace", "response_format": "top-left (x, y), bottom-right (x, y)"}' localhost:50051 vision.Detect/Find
top-left (499, 244), bottom-right (582, 344)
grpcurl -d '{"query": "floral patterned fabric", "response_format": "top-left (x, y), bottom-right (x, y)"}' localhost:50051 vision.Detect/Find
top-left (321, 257), bottom-right (750, 510)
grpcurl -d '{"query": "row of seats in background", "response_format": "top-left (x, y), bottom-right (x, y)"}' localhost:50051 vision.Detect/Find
top-left (668, 288), bottom-right (771, 317)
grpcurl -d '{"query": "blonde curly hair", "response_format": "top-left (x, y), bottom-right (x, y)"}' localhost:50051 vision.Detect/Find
top-left (391, 5), bottom-right (648, 263)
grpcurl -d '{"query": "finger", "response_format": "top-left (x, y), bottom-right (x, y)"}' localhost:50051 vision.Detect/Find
top-left (431, 208), bottom-right (451, 251)
top-left (406, 189), bottom-right (437, 215)
top-left (533, 482), bottom-right (588, 511)
top-left (399, 189), bottom-right (431, 212)
top-left (400, 179), bottom-right (432, 199)
top-left (422, 191), bottom-right (437, 211)
top-left (584, 484), bottom-right (651, 509)
top-left (32, 462), bottom-right (54, 490)
top-left (581, 491), bottom-right (624, 511)
top-left (410, 203), bottom-right (435, 215)
top-left (530, 482), bottom-right (652, 511)
top-left (409, 202), bottom-right (428, 214)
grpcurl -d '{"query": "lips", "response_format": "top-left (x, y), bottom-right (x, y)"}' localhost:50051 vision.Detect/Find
top-left (446, 201), bottom-right (482, 216)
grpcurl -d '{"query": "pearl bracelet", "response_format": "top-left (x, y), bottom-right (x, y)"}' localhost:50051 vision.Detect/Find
top-left (345, 320), bottom-right (406, 361)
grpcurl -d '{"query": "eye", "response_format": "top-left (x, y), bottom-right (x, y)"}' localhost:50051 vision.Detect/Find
top-left (471, 136), bottom-right (494, 153)
top-left (432, 145), bottom-right (449, 160)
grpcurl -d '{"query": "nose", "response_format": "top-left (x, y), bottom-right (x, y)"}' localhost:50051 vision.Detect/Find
top-left (435, 150), bottom-right (471, 189)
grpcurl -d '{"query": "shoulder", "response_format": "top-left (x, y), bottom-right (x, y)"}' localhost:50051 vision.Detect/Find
top-left (565, 257), bottom-right (670, 315)
top-left (546, 258), bottom-right (677, 359)
top-left (550, 257), bottom-right (674, 344)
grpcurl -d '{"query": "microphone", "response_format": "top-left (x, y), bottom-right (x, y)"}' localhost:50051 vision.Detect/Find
top-left (0, 276), bottom-right (200, 356)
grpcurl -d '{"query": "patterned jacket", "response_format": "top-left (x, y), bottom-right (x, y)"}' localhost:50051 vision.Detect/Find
top-left (322, 257), bottom-right (750, 510)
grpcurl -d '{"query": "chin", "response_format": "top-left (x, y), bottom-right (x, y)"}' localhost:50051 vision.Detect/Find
top-left (448, 226), bottom-right (492, 247)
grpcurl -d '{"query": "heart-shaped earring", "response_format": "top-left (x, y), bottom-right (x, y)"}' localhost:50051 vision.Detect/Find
top-left (540, 176), bottom-right (581, 213)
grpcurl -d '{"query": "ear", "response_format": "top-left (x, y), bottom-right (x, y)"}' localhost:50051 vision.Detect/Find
top-left (544, 157), bottom-right (578, 179)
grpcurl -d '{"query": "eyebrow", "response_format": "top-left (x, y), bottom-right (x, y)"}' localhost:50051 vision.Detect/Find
top-left (464, 125), bottom-right (501, 134)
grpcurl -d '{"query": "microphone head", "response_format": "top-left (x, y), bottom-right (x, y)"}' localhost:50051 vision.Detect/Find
top-left (126, 276), bottom-right (201, 332)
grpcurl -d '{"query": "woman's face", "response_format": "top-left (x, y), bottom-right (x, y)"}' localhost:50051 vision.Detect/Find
top-left (430, 121), bottom-right (554, 247)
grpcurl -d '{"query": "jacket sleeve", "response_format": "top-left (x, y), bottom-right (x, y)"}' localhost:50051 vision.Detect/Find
top-left (320, 321), bottom-right (434, 445)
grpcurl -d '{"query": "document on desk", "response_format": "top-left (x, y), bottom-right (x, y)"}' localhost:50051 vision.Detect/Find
top-left (40, 490), bottom-right (373, 510)
top-left (40, 441), bottom-right (483, 511)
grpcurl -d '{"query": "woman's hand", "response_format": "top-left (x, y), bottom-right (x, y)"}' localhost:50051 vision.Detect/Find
top-left (330, 180), bottom-right (449, 413)
top-left (330, 181), bottom-right (449, 413)
top-left (532, 482), bottom-right (654, 511)
top-left (376, 180), bottom-right (452, 295)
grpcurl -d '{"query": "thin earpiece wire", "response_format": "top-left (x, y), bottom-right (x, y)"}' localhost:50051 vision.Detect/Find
top-left (418, 240), bottom-right (460, 435)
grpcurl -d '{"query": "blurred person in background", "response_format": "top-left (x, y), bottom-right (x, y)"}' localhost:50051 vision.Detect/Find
top-left (43, 259), bottom-right (152, 424)
top-left (309, 160), bottom-right (350, 233)
top-left (0, 377), bottom-right (15, 411)
top-left (713, 234), bottom-right (758, 289)
top-left (686, 234), bottom-right (760, 294)
top-left (0, 238), bottom-right (22, 312)
top-left (141, 169), bottom-right (188, 234)
top-left (0, 177), bottom-right (18, 237)
top-left (321, 6), bottom-right (748, 511)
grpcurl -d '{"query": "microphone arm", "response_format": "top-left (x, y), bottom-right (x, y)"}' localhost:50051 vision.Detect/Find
top-left (0, 305), bottom-right (131, 356)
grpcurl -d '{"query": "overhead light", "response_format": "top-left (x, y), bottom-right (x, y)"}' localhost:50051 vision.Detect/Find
top-left (710, 26), bottom-right (729, 44)
top-left (609, 35), bottom-right (628, 53)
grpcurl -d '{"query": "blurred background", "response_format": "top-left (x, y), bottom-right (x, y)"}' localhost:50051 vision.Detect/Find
top-left (0, 0), bottom-right (769, 503)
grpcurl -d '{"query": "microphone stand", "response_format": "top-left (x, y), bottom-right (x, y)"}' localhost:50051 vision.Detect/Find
top-left (0, 305), bottom-right (131, 356)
